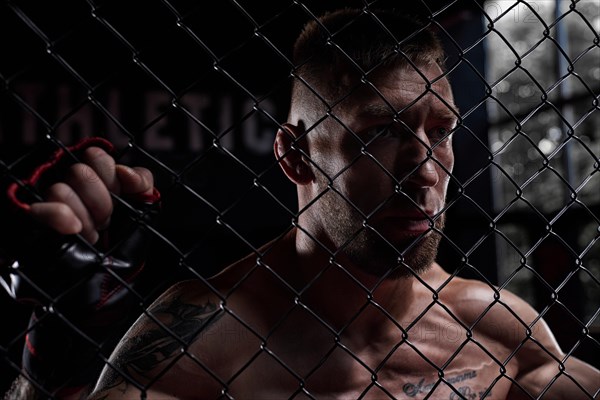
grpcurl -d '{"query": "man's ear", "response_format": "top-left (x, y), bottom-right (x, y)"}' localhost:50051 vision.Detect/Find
top-left (274, 123), bottom-right (314, 185)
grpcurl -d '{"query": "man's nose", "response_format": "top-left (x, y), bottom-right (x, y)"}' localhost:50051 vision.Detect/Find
top-left (396, 130), bottom-right (439, 189)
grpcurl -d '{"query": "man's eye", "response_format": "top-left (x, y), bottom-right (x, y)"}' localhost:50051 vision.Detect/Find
top-left (366, 126), bottom-right (395, 140)
top-left (430, 127), bottom-right (451, 142)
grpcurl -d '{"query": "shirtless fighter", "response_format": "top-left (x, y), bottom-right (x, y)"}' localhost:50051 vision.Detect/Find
top-left (3, 7), bottom-right (599, 400)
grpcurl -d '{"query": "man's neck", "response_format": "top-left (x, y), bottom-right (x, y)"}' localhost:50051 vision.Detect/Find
top-left (287, 227), bottom-right (429, 344)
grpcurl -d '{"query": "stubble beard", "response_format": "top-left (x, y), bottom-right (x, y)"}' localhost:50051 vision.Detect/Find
top-left (319, 191), bottom-right (445, 281)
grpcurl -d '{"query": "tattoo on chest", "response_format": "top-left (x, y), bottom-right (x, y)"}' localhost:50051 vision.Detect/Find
top-left (402, 370), bottom-right (492, 399)
top-left (97, 296), bottom-right (224, 393)
top-left (448, 385), bottom-right (492, 400)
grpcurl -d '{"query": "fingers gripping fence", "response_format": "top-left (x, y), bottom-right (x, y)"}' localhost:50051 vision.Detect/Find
top-left (0, 0), bottom-right (599, 399)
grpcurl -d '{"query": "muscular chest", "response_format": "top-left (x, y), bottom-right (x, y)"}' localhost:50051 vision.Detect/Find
top-left (192, 292), bottom-right (518, 399)
top-left (226, 336), bottom-right (515, 399)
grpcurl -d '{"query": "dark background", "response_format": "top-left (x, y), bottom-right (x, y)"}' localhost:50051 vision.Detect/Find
top-left (1, 0), bottom-right (597, 395)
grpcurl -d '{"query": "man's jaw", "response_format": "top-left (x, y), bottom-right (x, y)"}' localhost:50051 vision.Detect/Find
top-left (348, 212), bottom-right (446, 281)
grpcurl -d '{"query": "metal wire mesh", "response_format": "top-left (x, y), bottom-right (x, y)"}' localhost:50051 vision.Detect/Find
top-left (0, 0), bottom-right (598, 399)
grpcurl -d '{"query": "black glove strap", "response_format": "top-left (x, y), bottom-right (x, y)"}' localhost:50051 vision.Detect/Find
top-left (0, 137), bottom-right (161, 396)
top-left (23, 305), bottom-right (136, 397)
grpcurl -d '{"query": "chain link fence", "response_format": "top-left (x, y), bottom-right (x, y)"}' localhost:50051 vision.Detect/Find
top-left (1, 0), bottom-right (598, 398)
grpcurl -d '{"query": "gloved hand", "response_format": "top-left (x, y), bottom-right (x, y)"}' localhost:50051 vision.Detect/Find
top-left (0, 137), bottom-right (160, 398)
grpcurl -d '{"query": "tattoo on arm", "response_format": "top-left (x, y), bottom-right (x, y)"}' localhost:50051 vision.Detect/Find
top-left (95, 296), bottom-right (224, 393)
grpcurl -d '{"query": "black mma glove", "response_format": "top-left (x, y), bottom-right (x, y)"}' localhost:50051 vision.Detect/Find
top-left (0, 137), bottom-right (160, 398)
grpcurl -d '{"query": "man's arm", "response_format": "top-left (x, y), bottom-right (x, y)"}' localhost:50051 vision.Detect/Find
top-left (499, 290), bottom-right (600, 399)
top-left (88, 280), bottom-right (226, 400)
top-left (512, 354), bottom-right (600, 399)
top-left (2, 140), bottom-right (159, 399)
top-left (454, 279), bottom-right (599, 400)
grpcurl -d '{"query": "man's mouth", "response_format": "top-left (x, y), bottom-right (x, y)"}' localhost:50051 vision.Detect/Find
top-left (382, 216), bottom-right (433, 236)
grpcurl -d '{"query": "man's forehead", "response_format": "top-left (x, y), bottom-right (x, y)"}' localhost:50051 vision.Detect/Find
top-left (359, 96), bottom-right (458, 120)
top-left (376, 65), bottom-right (453, 101)
top-left (334, 64), bottom-right (454, 110)
top-left (397, 77), bottom-right (453, 99)
top-left (375, 84), bottom-right (453, 112)
top-left (339, 76), bottom-right (457, 120)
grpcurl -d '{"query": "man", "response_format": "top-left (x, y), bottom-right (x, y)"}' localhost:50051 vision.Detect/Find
top-left (4, 7), bottom-right (599, 400)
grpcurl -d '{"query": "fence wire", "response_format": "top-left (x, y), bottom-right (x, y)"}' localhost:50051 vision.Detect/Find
top-left (0, 0), bottom-right (599, 399)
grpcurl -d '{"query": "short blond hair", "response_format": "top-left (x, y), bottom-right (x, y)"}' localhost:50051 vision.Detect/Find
top-left (290, 8), bottom-right (446, 120)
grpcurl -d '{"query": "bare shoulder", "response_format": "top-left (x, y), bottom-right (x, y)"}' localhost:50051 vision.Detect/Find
top-left (438, 272), bottom-right (599, 399)
top-left (87, 250), bottom-right (274, 400)
top-left (88, 279), bottom-right (227, 399)
top-left (439, 273), bottom-right (555, 349)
